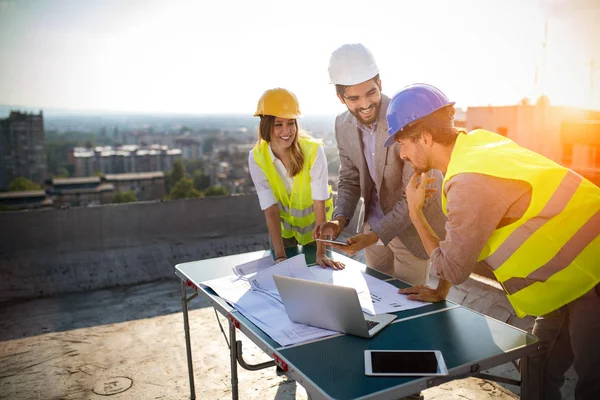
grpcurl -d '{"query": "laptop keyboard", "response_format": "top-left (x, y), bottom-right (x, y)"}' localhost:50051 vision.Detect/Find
top-left (366, 320), bottom-right (380, 330)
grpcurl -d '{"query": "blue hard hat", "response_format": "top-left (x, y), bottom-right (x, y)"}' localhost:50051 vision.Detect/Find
top-left (383, 84), bottom-right (455, 148)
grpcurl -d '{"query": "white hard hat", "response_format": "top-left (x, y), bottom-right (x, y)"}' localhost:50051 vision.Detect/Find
top-left (328, 43), bottom-right (379, 86)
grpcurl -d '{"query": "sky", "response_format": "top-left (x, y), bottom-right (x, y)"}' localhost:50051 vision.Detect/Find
top-left (0, 0), bottom-right (599, 115)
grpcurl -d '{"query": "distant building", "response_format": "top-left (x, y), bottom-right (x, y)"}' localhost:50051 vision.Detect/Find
top-left (0, 190), bottom-right (52, 210)
top-left (466, 98), bottom-right (600, 171)
top-left (560, 120), bottom-right (600, 187)
top-left (227, 143), bottom-right (253, 193)
top-left (49, 176), bottom-right (115, 208)
top-left (0, 111), bottom-right (48, 191)
top-left (131, 131), bottom-right (174, 148)
top-left (174, 137), bottom-right (202, 160)
top-left (70, 144), bottom-right (182, 177)
top-left (105, 172), bottom-right (165, 201)
top-left (228, 143), bottom-right (255, 155)
top-left (213, 161), bottom-right (231, 186)
top-left (47, 172), bottom-right (166, 207)
top-left (454, 108), bottom-right (467, 128)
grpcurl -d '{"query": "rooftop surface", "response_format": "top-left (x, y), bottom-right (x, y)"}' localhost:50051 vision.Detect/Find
top-left (2, 277), bottom-right (533, 400)
top-left (0, 196), bottom-right (577, 399)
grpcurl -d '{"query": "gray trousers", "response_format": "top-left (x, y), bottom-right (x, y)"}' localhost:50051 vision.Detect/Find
top-left (524, 283), bottom-right (600, 400)
top-left (363, 223), bottom-right (429, 286)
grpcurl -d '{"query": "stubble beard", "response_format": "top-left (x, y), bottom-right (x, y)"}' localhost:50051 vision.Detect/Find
top-left (351, 101), bottom-right (381, 126)
top-left (407, 158), bottom-right (431, 175)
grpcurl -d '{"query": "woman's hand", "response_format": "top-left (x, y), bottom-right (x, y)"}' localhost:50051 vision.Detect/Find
top-left (316, 253), bottom-right (345, 270)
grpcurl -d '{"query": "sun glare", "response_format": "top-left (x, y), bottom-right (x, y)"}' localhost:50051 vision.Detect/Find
top-left (0, 0), bottom-right (598, 113)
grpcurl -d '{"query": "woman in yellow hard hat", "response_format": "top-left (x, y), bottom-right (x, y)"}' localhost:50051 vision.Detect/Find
top-left (249, 88), bottom-right (344, 269)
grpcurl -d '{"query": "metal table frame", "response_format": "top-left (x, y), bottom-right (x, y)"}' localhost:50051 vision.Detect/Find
top-left (182, 279), bottom-right (281, 400)
top-left (177, 249), bottom-right (539, 400)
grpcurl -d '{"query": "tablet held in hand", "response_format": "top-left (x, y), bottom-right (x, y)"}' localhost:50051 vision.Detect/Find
top-left (316, 238), bottom-right (348, 246)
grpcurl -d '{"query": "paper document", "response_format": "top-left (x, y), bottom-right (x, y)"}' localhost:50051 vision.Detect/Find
top-left (308, 265), bottom-right (429, 315)
top-left (232, 255), bottom-right (273, 277)
top-left (249, 254), bottom-right (317, 295)
top-left (201, 253), bottom-right (430, 346)
top-left (201, 274), bottom-right (252, 305)
top-left (232, 288), bottom-right (337, 346)
top-left (202, 254), bottom-right (337, 346)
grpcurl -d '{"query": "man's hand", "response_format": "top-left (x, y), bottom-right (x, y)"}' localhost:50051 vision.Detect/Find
top-left (329, 231), bottom-right (379, 256)
top-left (398, 285), bottom-right (448, 302)
top-left (406, 173), bottom-right (437, 215)
top-left (316, 253), bottom-right (345, 270)
top-left (313, 216), bottom-right (346, 240)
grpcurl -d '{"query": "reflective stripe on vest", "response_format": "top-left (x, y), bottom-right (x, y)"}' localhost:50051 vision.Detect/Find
top-left (281, 204), bottom-right (333, 235)
top-left (278, 201), bottom-right (319, 218)
top-left (277, 200), bottom-right (333, 222)
top-left (484, 170), bottom-right (582, 269)
top-left (502, 209), bottom-right (600, 294)
top-left (442, 129), bottom-right (600, 317)
top-left (252, 136), bottom-right (334, 245)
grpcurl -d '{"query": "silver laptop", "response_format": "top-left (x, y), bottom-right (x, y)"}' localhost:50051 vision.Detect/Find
top-left (273, 275), bottom-right (397, 338)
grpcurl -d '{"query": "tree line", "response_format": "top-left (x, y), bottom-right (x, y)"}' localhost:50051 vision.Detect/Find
top-left (165, 159), bottom-right (229, 200)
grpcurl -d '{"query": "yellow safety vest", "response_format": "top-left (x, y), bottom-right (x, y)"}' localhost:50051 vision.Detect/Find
top-left (442, 129), bottom-right (600, 318)
top-left (253, 137), bottom-right (333, 245)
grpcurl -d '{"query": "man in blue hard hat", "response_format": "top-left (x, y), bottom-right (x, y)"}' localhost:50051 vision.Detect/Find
top-left (384, 83), bottom-right (600, 400)
top-left (314, 44), bottom-right (450, 296)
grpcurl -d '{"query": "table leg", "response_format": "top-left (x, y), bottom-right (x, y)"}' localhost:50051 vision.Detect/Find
top-left (520, 355), bottom-right (533, 400)
top-left (181, 281), bottom-right (196, 400)
top-left (229, 319), bottom-right (239, 400)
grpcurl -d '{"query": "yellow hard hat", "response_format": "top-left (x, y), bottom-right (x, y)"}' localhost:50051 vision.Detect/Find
top-left (254, 88), bottom-right (302, 119)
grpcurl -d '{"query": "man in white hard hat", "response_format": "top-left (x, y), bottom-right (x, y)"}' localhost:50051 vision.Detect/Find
top-left (315, 43), bottom-right (450, 296)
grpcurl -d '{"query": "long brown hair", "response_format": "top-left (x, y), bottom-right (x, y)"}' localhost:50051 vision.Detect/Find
top-left (257, 115), bottom-right (305, 177)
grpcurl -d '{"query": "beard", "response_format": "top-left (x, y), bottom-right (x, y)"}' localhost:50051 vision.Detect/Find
top-left (405, 158), bottom-right (430, 175)
top-left (413, 165), bottom-right (429, 174)
top-left (350, 101), bottom-right (381, 126)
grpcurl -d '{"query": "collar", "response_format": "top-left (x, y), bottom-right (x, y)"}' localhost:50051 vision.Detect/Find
top-left (357, 120), bottom-right (378, 135)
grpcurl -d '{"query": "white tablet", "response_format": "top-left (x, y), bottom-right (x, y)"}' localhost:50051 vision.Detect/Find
top-left (364, 350), bottom-right (449, 377)
top-left (315, 238), bottom-right (348, 246)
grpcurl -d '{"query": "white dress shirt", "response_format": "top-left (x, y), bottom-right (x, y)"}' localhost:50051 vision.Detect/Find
top-left (248, 143), bottom-right (330, 211)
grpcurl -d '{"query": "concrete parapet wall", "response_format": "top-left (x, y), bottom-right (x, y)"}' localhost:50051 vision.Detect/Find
top-left (0, 193), bottom-right (534, 334)
top-left (0, 195), bottom-right (269, 302)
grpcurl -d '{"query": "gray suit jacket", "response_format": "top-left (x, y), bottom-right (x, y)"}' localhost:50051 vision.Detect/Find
top-left (333, 94), bottom-right (447, 260)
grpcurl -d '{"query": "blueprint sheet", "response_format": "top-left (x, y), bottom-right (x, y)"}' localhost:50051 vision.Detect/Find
top-left (201, 254), bottom-right (429, 346)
